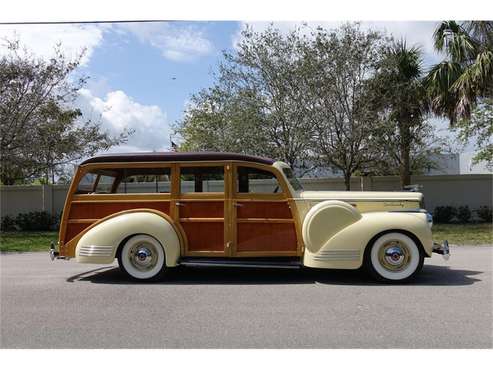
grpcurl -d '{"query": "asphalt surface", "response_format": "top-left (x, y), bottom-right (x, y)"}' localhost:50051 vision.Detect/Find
top-left (1, 246), bottom-right (492, 348)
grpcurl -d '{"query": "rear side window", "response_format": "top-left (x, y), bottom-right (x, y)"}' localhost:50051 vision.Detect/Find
top-left (76, 167), bottom-right (171, 194)
top-left (76, 173), bottom-right (97, 194)
top-left (180, 166), bottom-right (224, 193)
top-left (76, 171), bottom-right (117, 194)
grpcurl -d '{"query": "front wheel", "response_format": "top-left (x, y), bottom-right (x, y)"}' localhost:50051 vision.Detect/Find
top-left (118, 234), bottom-right (166, 281)
top-left (364, 232), bottom-right (424, 283)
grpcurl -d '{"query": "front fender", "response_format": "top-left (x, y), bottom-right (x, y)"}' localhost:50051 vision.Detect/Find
top-left (302, 201), bottom-right (433, 269)
top-left (75, 211), bottom-right (181, 266)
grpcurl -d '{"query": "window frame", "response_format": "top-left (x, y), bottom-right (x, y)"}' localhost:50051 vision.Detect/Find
top-left (232, 163), bottom-right (288, 200)
top-left (73, 163), bottom-right (174, 197)
top-left (178, 163), bottom-right (227, 197)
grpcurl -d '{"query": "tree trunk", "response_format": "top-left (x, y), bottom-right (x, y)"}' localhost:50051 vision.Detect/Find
top-left (344, 172), bottom-right (351, 191)
top-left (399, 121), bottom-right (412, 188)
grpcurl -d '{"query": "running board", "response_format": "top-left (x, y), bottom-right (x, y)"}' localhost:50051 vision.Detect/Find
top-left (179, 258), bottom-right (302, 269)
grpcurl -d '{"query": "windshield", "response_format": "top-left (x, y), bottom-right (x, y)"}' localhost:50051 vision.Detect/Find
top-left (282, 167), bottom-right (303, 191)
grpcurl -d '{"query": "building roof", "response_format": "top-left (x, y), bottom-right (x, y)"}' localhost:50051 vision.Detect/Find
top-left (80, 152), bottom-right (275, 166)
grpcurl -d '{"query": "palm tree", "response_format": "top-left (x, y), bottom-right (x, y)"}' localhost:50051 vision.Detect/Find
top-left (425, 21), bottom-right (493, 124)
top-left (372, 40), bottom-right (427, 187)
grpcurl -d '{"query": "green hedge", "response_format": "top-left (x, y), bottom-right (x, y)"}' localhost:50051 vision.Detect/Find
top-left (1, 211), bottom-right (59, 231)
top-left (433, 205), bottom-right (492, 224)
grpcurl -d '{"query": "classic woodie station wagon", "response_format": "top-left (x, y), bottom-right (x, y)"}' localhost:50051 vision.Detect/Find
top-left (50, 152), bottom-right (449, 282)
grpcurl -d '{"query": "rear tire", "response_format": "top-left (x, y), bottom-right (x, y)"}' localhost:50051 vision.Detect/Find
top-left (364, 232), bottom-right (424, 283)
top-left (118, 234), bottom-right (166, 281)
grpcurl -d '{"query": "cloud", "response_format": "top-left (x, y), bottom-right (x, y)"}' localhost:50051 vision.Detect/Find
top-left (0, 23), bottom-right (107, 66)
top-left (77, 88), bottom-right (171, 153)
top-left (234, 21), bottom-right (441, 66)
top-left (119, 22), bottom-right (213, 62)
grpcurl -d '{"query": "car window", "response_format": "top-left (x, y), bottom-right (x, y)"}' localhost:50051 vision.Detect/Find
top-left (95, 175), bottom-right (116, 194)
top-left (116, 168), bottom-right (171, 193)
top-left (236, 166), bottom-right (281, 194)
top-left (180, 166), bottom-right (224, 193)
top-left (76, 173), bottom-right (97, 194)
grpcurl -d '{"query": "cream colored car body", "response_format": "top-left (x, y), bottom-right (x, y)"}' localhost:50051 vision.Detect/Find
top-left (74, 160), bottom-right (433, 270)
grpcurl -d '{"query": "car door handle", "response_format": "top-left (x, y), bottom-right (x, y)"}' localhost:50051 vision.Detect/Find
top-left (176, 202), bottom-right (185, 207)
top-left (234, 203), bottom-right (244, 207)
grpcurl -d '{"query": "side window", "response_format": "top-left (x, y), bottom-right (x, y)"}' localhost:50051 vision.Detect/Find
top-left (116, 168), bottom-right (171, 193)
top-left (180, 166), bottom-right (224, 193)
top-left (95, 175), bottom-right (116, 194)
top-left (76, 173), bottom-right (97, 194)
top-left (76, 171), bottom-right (117, 194)
top-left (237, 166), bottom-right (281, 194)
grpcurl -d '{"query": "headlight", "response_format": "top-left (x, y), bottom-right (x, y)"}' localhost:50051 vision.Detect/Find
top-left (426, 212), bottom-right (433, 228)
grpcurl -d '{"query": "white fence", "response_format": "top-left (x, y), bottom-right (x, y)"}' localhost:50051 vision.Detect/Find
top-left (0, 174), bottom-right (491, 218)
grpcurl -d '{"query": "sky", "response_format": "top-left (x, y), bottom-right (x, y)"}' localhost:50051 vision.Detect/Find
top-left (0, 20), bottom-right (464, 154)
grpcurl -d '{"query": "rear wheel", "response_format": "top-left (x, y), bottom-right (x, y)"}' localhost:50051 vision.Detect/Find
top-left (364, 232), bottom-right (424, 283)
top-left (118, 234), bottom-right (166, 281)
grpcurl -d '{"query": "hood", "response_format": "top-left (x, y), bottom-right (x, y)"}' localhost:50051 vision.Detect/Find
top-left (298, 190), bottom-right (423, 203)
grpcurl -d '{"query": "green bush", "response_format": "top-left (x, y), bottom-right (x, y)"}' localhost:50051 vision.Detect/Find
top-left (15, 211), bottom-right (56, 231)
top-left (433, 206), bottom-right (457, 224)
top-left (456, 205), bottom-right (472, 223)
top-left (1, 215), bottom-right (17, 231)
top-left (477, 206), bottom-right (493, 223)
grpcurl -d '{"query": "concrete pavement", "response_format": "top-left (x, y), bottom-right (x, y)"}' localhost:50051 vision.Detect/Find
top-left (1, 246), bottom-right (492, 348)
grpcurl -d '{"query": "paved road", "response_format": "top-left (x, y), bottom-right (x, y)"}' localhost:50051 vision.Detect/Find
top-left (1, 246), bottom-right (492, 348)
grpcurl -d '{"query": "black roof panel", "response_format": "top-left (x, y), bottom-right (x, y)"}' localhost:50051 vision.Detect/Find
top-left (80, 152), bottom-right (275, 166)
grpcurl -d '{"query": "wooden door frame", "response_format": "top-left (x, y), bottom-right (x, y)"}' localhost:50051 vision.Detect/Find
top-left (174, 162), bottom-right (232, 256)
top-left (230, 162), bottom-right (303, 257)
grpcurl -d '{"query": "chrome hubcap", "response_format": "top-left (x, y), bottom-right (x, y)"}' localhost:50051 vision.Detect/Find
top-left (378, 241), bottom-right (411, 271)
top-left (129, 243), bottom-right (158, 271)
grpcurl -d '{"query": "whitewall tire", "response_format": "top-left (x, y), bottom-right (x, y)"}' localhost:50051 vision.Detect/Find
top-left (118, 234), bottom-right (166, 281)
top-left (365, 232), bottom-right (424, 283)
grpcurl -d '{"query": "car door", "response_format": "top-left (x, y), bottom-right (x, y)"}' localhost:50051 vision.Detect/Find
top-left (232, 164), bottom-right (300, 257)
top-left (176, 163), bottom-right (230, 256)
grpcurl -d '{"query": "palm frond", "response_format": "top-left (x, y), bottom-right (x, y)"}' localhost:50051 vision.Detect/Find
top-left (462, 21), bottom-right (493, 49)
top-left (424, 61), bottom-right (464, 123)
top-left (433, 20), bottom-right (478, 63)
top-left (453, 50), bottom-right (493, 117)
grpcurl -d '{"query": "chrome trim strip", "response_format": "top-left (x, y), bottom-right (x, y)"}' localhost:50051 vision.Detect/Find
top-left (313, 249), bottom-right (361, 261)
top-left (78, 245), bottom-right (114, 257)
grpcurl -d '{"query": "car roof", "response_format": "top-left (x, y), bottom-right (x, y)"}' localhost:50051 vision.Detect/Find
top-left (80, 152), bottom-right (275, 166)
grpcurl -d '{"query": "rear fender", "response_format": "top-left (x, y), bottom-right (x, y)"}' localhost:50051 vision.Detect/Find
top-left (75, 211), bottom-right (181, 266)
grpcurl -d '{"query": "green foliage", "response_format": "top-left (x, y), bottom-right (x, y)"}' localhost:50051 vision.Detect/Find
top-left (1, 215), bottom-right (17, 231)
top-left (433, 206), bottom-right (457, 224)
top-left (455, 98), bottom-right (493, 167)
top-left (456, 205), bottom-right (472, 223)
top-left (477, 206), bottom-right (493, 223)
top-left (425, 21), bottom-right (493, 123)
top-left (0, 39), bottom-right (131, 185)
top-left (368, 40), bottom-right (442, 187)
top-left (14, 211), bottom-right (57, 231)
top-left (301, 24), bottom-right (391, 189)
top-left (176, 25), bottom-right (315, 174)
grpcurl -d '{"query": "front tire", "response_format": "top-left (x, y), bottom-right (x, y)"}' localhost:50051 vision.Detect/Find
top-left (118, 234), bottom-right (166, 281)
top-left (364, 232), bottom-right (424, 283)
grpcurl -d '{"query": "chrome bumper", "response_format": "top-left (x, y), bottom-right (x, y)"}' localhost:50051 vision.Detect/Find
top-left (49, 241), bottom-right (67, 260)
top-left (433, 240), bottom-right (450, 260)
